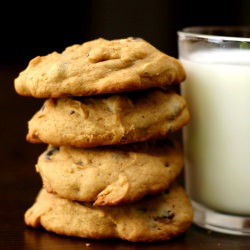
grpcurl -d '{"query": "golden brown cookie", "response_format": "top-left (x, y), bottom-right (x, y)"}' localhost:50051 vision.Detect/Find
top-left (36, 139), bottom-right (184, 206)
top-left (24, 182), bottom-right (193, 242)
top-left (26, 89), bottom-right (190, 147)
top-left (14, 37), bottom-right (185, 98)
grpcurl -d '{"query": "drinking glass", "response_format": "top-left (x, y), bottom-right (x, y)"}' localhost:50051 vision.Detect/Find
top-left (178, 26), bottom-right (250, 235)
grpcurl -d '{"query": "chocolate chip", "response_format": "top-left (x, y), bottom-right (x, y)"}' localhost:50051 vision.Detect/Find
top-left (154, 210), bottom-right (175, 222)
top-left (164, 162), bottom-right (170, 167)
top-left (75, 160), bottom-right (83, 166)
top-left (45, 147), bottom-right (59, 160)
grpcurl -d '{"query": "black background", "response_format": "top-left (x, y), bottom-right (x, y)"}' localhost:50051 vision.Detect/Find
top-left (0, 0), bottom-right (247, 64)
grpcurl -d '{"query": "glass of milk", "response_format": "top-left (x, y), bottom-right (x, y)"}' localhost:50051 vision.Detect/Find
top-left (178, 26), bottom-right (250, 235)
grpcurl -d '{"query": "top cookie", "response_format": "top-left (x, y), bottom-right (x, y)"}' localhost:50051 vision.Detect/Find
top-left (14, 37), bottom-right (185, 98)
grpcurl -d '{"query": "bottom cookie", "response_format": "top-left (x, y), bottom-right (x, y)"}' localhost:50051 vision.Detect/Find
top-left (24, 183), bottom-right (193, 242)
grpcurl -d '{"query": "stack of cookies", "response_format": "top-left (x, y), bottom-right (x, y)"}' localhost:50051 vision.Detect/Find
top-left (14, 37), bottom-right (193, 242)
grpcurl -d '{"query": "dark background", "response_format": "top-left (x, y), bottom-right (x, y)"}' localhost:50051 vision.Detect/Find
top-left (1, 0), bottom-right (250, 170)
top-left (1, 0), bottom-right (249, 64)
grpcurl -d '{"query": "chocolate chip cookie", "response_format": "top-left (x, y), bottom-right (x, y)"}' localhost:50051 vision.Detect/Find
top-left (36, 139), bottom-right (184, 205)
top-left (24, 182), bottom-right (193, 242)
top-left (26, 89), bottom-right (190, 147)
top-left (14, 37), bottom-right (185, 98)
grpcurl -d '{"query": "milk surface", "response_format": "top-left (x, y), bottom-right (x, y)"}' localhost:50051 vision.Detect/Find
top-left (181, 49), bottom-right (250, 215)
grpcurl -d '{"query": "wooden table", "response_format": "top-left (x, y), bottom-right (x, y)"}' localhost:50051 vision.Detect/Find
top-left (1, 64), bottom-right (250, 249)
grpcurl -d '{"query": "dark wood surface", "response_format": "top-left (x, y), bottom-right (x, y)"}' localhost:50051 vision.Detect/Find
top-left (1, 64), bottom-right (250, 249)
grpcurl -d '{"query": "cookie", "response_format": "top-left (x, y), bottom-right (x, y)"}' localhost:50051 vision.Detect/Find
top-left (26, 89), bottom-right (190, 147)
top-left (24, 182), bottom-right (193, 242)
top-left (36, 139), bottom-right (184, 206)
top-left (14, 37), bottom-right (185, 98)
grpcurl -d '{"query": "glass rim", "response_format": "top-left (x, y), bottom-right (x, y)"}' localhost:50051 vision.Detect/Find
top-left (178, 26), bottom-right (250, 42)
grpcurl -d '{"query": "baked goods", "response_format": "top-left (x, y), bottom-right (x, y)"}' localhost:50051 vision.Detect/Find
top-left (36, 139), bottom-right (184, 205)
top-left (15, 37), bottom-right (193, 242)
top-left (14, 37), bottom-right (185, 98)
top-left (24, 183), bottom-right (193, 242)
top-left (26, 89), bottom-right (190, 147)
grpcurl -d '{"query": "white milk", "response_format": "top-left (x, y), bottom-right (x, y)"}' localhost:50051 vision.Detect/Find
top-left (181, 49), bottom-right (250, 215)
